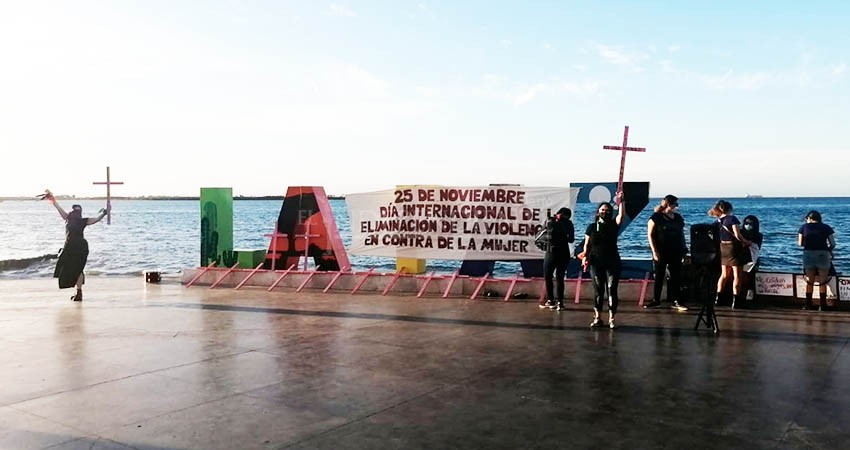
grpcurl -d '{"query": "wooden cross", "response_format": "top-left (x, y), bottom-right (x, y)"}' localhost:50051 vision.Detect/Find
top-left (296, 222), bottom-right (320, 271)
top-left (263, 231), bottom-right (289, 271)
top-left (92, 166), bottom-right (124, 224)
top-left (602, 125), bottom-right (645, 204)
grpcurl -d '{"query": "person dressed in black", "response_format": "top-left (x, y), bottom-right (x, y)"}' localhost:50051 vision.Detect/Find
top-left (645, 194), bottom-right (688, 311)
top-left (739, 215), bottom-right (764, 305)
top-left (538, 207), bottom-right (575, 311)
top-left (581, 192), bottom-right (625, 329)
top-left (45, 190), bottom-right (108, 301)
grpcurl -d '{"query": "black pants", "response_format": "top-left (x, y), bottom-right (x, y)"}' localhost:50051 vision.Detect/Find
top-left (653, 255), bottom-right (683, 304)
top-left (590, 259), bottom-right (620, 313)
top-left (543, 250), bottom-right (570, 302)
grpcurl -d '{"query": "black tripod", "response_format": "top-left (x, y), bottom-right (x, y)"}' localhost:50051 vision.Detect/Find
top-left (692, 265), bottom-right (719, 333)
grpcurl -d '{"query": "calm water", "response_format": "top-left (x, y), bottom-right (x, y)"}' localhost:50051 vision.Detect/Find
top-left (1, 197), bottom-right (847, 278)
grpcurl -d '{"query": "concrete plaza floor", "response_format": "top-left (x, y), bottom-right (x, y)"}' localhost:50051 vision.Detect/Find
top-left (1, 277), bottom-right (849, 450)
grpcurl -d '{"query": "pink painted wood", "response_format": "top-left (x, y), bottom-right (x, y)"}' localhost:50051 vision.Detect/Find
top-left (503, 273), bottom-right (521, 302)
top-left (323, 271), bottom-right (345, 293)
top-left (234, 263), bottom-right (266, 290)
top-left (573, 271), bottom-right (584, 304)
top-left (638, 271), bottom-right (651, 307)
top-left (267, 264), bottom-right (297, 291)
top-left (263, 231), bottom-right (289, 271)
top-left (296, 270), bottom-right (317, 292)
top-left (210, 263), bottom-right (240, 289)
top-left (470, 273), bottom-right (489, 300)
top-left (295, 222), bottom-right (320, 271)
top-left (602, 125), bottom-right (646, 203)
top-left (382, 268), bottom-right (408, 296)
top-left (92, 166), bottom-right (124, 225)
top-left (417, 271), bottom-right (437, 298)
top-left (350, 268), bottom-right (376, 294)
top-left (186, 262), bottom-right (217, 288)
top-left (442, 269), bottom-right (461, 298)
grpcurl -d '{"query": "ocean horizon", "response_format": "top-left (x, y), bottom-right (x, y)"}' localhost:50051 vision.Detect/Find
top-left (2, 196), bottom-right (847, 278)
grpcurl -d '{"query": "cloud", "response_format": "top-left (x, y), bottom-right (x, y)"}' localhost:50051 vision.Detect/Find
top-left (329, 4), bottom-right (356, 17)
top-left (700, 70), bottom-right (772, 91)
top-left (832, 63), bottom-right (847, 75)
top-left (592, 43), bottom-right (648, 66)
top-left (471, 76), bottom-right (601, 106)
top-left (667, 45), bottom-right (681, 53)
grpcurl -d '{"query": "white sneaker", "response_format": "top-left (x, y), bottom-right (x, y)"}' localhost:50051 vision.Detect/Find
top-left (590, 318), bottom-right (603, 328)
top-left (608, 318), bottom-right (616, 329)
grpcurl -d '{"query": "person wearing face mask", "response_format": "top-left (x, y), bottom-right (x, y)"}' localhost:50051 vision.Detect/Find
top-left (581, 192), bottom-right (625, 329)
top-left (645, 195), bottom-right (688, 311)
top-left (798, 210), bottom-right (836, 311)
top-left (739, 215), bottom-right (764, 304)
top-left (43, 189), bottom-right (109, 302)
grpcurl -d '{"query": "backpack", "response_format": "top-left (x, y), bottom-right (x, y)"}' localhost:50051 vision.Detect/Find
top-left (534, 222), bottom-right (552, 251)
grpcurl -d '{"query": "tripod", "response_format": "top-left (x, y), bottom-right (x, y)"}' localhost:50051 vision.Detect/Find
top-left (692, 265), bottom-right (719, 333)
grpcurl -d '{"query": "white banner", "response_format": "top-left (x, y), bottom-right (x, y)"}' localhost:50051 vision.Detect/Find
top-left (346, 186), bottom-right (579, 260)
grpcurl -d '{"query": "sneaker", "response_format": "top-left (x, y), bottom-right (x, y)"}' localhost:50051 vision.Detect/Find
top-left (609, 319), bottom-right (616, 329)
top-left (671, 301), bottom-right (688, 312)
top-left (539, 300), bottom-right (556, 310)
top-left (556, 302), bottom-right (567, 311)
top-left (643, 300), bottom-right (662, 309)
top-left (590, 318), bottom-right (603, 328)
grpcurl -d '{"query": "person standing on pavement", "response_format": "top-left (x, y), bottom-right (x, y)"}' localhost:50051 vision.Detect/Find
top-left (645, 195), bottom-right (688, 311)
top-left (538, 207), bottom-right (575, 311)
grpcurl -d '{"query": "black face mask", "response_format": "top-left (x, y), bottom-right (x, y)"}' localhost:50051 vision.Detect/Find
top-left (598, 210), bottom-right (612, 222)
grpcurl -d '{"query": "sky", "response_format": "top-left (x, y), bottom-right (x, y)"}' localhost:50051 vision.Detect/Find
top-left (1, 1), bottom-right (848, 198)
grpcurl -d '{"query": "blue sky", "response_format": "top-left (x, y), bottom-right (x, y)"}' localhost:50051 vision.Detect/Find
top-left (1, 1), bottom-right (848, 197)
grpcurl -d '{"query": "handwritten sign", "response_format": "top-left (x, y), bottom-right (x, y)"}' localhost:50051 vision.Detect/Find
top-left (838, 277), bottom-right (850, 302)
top-left (794, 275), bottom-right (837, 299)
top-left (755, 273), bottom-right (794, 297)
top-left (346, 186), bottom-right (578, 260)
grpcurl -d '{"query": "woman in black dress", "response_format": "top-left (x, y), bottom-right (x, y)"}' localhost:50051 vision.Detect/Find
top-left (45, 190), bottom-right (108, 301)
top-left (581, 192), bottom-right (625, 329)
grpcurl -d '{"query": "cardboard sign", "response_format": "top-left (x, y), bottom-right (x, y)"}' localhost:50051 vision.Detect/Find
top-left (794, 274), bottom-right (837, 299)
top-left (838, 277), bottom-right (850, 302)
top-left (755, 273), bottom-right (794, 297)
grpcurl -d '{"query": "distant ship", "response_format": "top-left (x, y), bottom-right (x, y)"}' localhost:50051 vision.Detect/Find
top-left (745, 194), bottom-right (763, 199)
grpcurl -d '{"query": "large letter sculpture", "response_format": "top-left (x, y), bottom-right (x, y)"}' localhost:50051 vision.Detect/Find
top-left (263, 186), bottom-right (350, 272)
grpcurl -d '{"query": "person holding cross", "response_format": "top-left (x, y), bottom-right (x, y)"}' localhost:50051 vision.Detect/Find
top-left (581, 191), bottom-right (626, 329)
top-left (43, 189), bottom-right (109, 301)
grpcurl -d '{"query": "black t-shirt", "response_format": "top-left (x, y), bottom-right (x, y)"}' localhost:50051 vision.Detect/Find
top-left (585, 219), bottom-right (620, 261)
top-left (546, 217), bottom-right (575, 252)
top-left (649, 212), bottom-right (686, 256)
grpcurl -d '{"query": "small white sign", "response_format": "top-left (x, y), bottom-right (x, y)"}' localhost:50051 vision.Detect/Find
top-left (838, 277), bottom-right (850, 302)
top-left (755, 273), bottom-right (794, 297)
top-left (794, 275), bottom-right (837, 299)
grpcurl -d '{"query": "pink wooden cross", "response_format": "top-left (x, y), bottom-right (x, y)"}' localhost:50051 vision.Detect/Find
top-left (602, 126), bottom-right (645, 203)
top-left (263, 230), bottom-right (289, 271)
top-left (296, 222), bottom-right (320, 271)
top-left (92, 166), bottom-right (124, 224)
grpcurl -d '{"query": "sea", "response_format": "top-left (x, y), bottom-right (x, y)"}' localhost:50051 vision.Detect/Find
top-left (1, 197), bottom-right (848, 279)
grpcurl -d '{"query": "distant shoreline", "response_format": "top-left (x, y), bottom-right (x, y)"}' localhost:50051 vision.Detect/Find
top-left (0, 195), bottom-right (347, 201)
